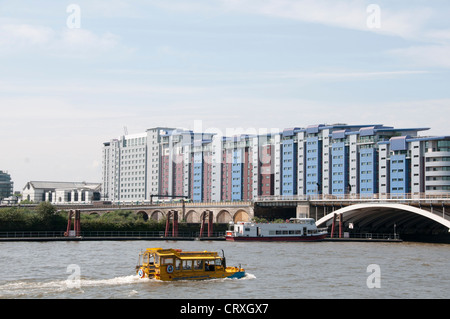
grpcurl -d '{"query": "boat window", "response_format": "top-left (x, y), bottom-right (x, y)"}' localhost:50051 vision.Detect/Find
top-left (175, 259), bottom-right (182, 270)
top-left (205, 261), bottom-right (215, 271)
top-left (295, 230), bottom-right (301, 234)
top-left (144, 254), bottom-right (155, 265)
top-left (162, 257), bottom-right (173, 265)
top-left (182, 260), bottom-right (192, 270)
top-left (194, 260), bottom-right (203, 271)
top-left (244, 228), bottom-right (250, 232)
top-left (155, 254), bottom-right (160, 265)
top-left (214, 259), bottom-right (222, 266)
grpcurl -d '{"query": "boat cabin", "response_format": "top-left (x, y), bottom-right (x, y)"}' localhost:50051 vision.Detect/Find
top-left (136, 248), bottom-right (244, 281)
top-left (228, 218), bottom-right (318, 237)
top-left (225, 217), bottom-right (327, 241)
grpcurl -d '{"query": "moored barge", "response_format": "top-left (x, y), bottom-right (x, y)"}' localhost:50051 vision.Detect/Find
top-left (226, 218), bottom-right (327, 242)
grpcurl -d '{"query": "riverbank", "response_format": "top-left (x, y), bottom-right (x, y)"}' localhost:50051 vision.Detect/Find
top-left (0, 236), bottom-right (226, 242)
top-left (0, 233), bottom-right (402, 243)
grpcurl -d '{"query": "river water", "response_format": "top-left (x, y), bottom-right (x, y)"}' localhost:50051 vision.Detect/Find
top-left (0, 240), bottom-right (448, 299)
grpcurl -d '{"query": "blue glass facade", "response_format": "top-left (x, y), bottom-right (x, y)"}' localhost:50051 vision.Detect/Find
top-left (390, 154), bottom-right (410, 194)
top-left (331, 141), bottom-right (348, 195)
top-left (231, 149), bottom-right (243, 201)
top-left (281, 138), bottom-right (297, 195)
top-left (193, 151), bottom-right (203, 202)
top-left (306, 136), bottom-right (322, 194)
top-left (359, 148), bottom-right (378, 196)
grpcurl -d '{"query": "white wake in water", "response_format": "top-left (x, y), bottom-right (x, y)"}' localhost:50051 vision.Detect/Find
top-left (0, 273), bottom-right (256, 298)
top-left (0, 275), bottom-right (142, 298)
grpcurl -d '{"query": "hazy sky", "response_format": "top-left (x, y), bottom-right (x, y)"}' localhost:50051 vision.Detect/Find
top-left (1, 0), bottom-right (450, 191)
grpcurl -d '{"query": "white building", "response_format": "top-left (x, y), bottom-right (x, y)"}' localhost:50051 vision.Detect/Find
top-left (102, 127), bottom-right (175, 202)
top-left (22, 181), bottom-right (101, 204)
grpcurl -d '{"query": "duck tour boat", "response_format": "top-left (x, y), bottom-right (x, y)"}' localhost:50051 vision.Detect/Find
top-left (226, 217), bottom-right (327, 242)
top-left (136, 248), bottom-right (245, 281)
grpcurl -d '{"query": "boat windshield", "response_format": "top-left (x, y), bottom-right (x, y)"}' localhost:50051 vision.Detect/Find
top-left (144, 253), bottom-right (157, 265)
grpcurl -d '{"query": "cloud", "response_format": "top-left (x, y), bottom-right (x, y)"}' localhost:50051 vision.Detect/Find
top-left (211, 0), bottom-right (433, 39)
top-left (0, 24), bottom-right (55, 49)
top-left (0, 23), bottom-right (122, 58)
top-left (59, 29), bottom-right (119, 55)
top-left (215, 0), bottom-right (450, 68)
top-left (390, 44), bottom-right (450, 68)
top-left (255, 70), bottom-right (429, 81)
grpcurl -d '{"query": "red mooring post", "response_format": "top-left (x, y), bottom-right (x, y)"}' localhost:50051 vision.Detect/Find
top-left (199, 211), bottom-right (206, 238)
top-left (172, 211), bottom-right (178, 237)
top-left (330, 213), bottom-right (337, 238)
top-left (65, 210), bottom-right (73, 236)
top-left (75, 210), bottom-right (81, 237)
top-left (165, 211), bottom-right (172, 237)
top-left (338, 213), bottom-right (343, 238)
top-left (208, 210), bottom-right (213, 237)
top-left (65, 210), bottom-right (81, 237)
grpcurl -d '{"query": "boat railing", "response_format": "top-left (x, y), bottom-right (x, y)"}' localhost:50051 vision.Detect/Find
top-left (327, 232), bottom-right (400, 240)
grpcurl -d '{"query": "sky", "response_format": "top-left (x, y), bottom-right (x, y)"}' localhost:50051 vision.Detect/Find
top-left (1, 0), bottom-right (450, 192)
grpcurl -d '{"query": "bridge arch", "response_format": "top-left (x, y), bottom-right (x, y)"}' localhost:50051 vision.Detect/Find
top-left (136, 211), bottom-right (149, 221)
top-left (216, 210), bottom-right (233, 223)
top-left (149, 210), bottom-right (164, 221)
top-left (185, 210), bottom-right (199, 223)
top-left (234, 209), bottom-right (250, 222)
top-left (316, 203), bottom-right (450, 234)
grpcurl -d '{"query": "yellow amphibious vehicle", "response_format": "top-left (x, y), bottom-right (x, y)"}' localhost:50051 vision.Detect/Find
top-left (136, 248), bottom-right (245, 281)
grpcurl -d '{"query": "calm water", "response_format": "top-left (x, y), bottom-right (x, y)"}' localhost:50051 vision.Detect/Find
top-left (0, 240), bottom-right (449, 299)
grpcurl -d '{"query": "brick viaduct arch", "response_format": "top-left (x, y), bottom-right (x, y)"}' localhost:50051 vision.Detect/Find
top-left (78, 205), bottom-right (254, 223)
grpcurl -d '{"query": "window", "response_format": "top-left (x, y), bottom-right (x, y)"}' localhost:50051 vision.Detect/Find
top-left (194, 260), bottom-right (203, 270)
top-left (182, 260), bottom-right (192, 270)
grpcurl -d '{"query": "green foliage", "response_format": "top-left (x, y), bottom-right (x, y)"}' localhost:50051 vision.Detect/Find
top-left (252, 217), bottom-right (287, 223)
top-left (80, 210), bottom-right (163, 232)
top-left (0, 205), bottom-right (229, 233)
top-left (36, 202), bottom-right (57, 219)
top-left (0, 207), bottom-right (27, 230)
top-left (0, 205), bottom-right (63, 231)
top-left (252, 217), bottom-right (268, 223)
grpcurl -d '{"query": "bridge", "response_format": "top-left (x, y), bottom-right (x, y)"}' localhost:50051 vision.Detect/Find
top-left (254, 194), bottom-right (450, 240)
top-left (57, 201), bottom-right (255, 224)
top-left (49, 193), bottom-right (450, 241)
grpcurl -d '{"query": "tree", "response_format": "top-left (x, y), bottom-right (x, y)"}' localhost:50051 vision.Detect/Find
top-left (36, 202), bottom-right (56, 220)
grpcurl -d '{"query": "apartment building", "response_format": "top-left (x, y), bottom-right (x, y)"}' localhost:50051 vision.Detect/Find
top-left (0, 170), bottom-right (13, 200)
top-left (102, 124), bottom-right (450, 203)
